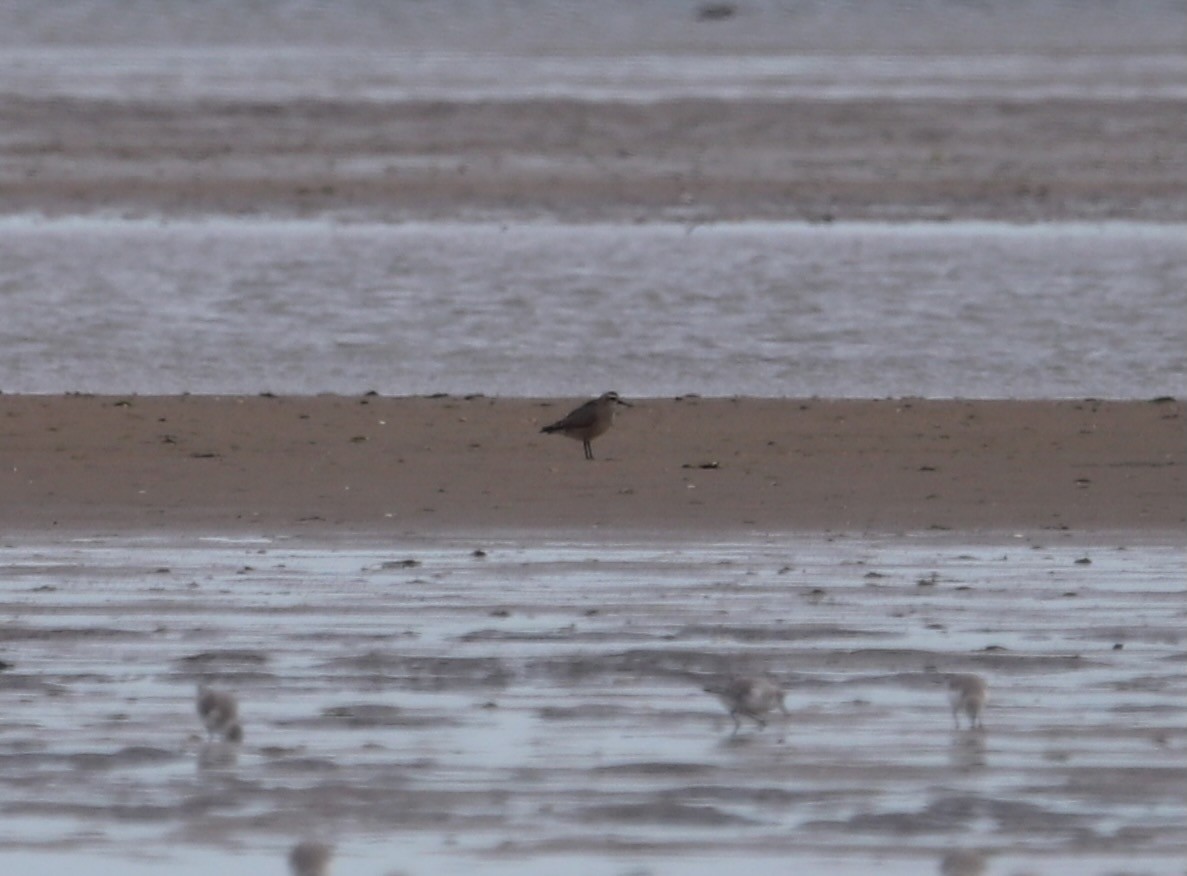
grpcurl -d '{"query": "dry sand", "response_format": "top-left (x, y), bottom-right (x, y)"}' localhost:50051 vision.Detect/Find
top-left (2, 96), bottom-right (1185, 222)
top-left (1, 394), bottom-right (1181, 537)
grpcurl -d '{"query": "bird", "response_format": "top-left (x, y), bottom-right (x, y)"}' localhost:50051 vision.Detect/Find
top-left (196, 684), bottom-right (244, 743)
top-left (704, 675), bottom-right (788, 733)
top-left (288, 841), bottom-right (333, 876)
top-left (947, 673), bottom-right (988, 730)
top-left (540, 391), bottom-right (631, 460)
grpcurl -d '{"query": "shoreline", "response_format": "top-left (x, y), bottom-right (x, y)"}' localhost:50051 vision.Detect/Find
top-left (2, 395), bottom-right (1181, 540)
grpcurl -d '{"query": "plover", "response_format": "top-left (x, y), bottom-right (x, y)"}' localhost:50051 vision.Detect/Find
top-left (288, 840), bottom-right (333, 876)
top-left (704, 676), bottom-right (788, 733)
top-left (947, 673), bottom-right (987, 730)
top-left (196, 684), bottom-right (243, 743)
top-left (540, 391), bottom-right (631, 460)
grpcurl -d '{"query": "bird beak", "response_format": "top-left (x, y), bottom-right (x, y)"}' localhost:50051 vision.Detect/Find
top-left (616, 398), bottom-right (633, 407)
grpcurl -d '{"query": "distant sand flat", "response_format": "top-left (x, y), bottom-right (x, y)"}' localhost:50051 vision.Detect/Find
top-left (2, 96), bottom-right (1184, 222)
top-left (1, 395), bottom-right (1181, 537)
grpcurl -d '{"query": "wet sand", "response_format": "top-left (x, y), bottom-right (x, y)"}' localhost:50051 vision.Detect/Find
top-left (0, 395), bottom-right (1182, 538)
top-left (2, 397), bottom-right (1184, 872)
top-left (2, 96), bottom-right (1185, 223)
top-left (0, 534), bottom-right (1183, 874)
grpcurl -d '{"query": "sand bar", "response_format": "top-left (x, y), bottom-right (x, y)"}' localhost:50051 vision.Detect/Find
top-left (3, 96), bottom-right (1185, 223)
top-left (1, 395), bottom-right (1181, 538)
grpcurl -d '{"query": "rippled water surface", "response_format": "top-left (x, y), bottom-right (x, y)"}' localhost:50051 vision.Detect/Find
top-left (3, 1), bottom-right (1184, 110)
top-left (3, 1), bottom-right (1185, 402)
top-left (2, 218), bottom-right (1184, 398)
top-left (5, 47), bottom-right (1185, 103)
top-left (1, 531), bottom-right (1184, 874)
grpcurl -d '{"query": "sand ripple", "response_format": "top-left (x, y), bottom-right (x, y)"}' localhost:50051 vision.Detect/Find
top-left (0, 533), bottom-right (1183, 874)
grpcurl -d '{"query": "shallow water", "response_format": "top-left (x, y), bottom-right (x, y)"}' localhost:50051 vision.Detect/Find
top-left (4, 0), bottom-right (1185, 118)
top-left (0, 530), bottom-right (1183, 874)
top-left (4, 46), bottom-right (1185, 103)
top-left (3, 2), bottom-right (1185, 404)
top-left (3, 1), bottom-right (1185, 64)
top-left (2, 218), bottom-right (1184, 398)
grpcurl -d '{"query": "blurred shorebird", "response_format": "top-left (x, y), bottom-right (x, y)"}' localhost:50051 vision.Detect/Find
top-left (704, 675), bottom-right (788, 733)
top-left (289, 840), bottom-right (333, 876)
top-left (947, 673), bottom-right (988, 730)
top-left (196, 684), bottom-right (244, 743)
top-left (540, 391), bottom-right (631, 460)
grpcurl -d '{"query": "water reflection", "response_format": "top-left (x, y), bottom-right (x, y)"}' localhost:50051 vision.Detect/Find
top-left (0, 534), bottom-right (1181, 874)
top-left (938, 848), bottom-right (987, 876)
top-left (949, 730), bottom-right (988, 772)
top-left (197, 741), bottom-right (241, 772)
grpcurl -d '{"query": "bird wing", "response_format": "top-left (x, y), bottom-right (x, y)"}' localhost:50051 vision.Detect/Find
top-left (550, 399), bottom-right (598, 430)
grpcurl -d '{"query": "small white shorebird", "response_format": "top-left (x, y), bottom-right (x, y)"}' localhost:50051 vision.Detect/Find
top-left (704, 676), bottom-right (789, 733)
top-left (288, 840), bottom-right (333, 876)
top-left (196, 684), bottom-right (244, 743)
top-left (947, 673), bottom-right (988, 730)
top-left (540, 391), bottom-right (631, 460)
